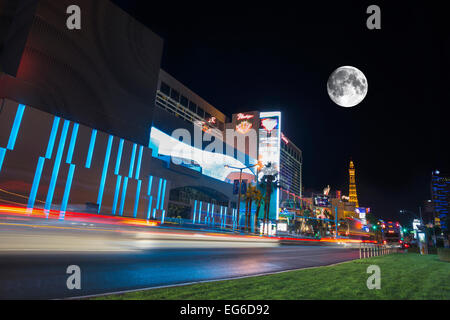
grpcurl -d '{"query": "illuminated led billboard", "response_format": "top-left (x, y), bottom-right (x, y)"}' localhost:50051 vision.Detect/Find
top-left (149, 127), bottom-right (253, 182)
top-left (258, 111), bottom-right (281, 221)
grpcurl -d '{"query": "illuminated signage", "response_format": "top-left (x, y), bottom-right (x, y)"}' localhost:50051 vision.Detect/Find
top-left (235, 120), bottom-right (253, 134)
top-left (261, 118), bottom-right (278, 133)
top-left (314, 195), bottom-right (331, 207)
top-left (207, 116), bottom-right (216, 124)
top-left (237, 113), bottom-right (254, 120)
top-left (281, 133), bottom-right (289, 144)
top-left (258, 112), bottom-right (281, 220)
top-left (202, 123), bottom-right (210, 133)
top-left (356, 207), bottom-right (366, 219)
top-left (150, 127), bottom-right (253, 182)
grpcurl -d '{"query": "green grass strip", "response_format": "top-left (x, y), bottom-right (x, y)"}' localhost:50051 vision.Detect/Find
top-left (95, 253), bottom-right (450, 300)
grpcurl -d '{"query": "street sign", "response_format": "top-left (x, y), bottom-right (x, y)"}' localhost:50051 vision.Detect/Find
top-left (412, 219), bottom-right (421, 230)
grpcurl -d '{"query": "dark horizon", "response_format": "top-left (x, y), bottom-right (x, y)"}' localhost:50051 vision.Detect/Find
top-left (112, 0), bottom-right (449, 225)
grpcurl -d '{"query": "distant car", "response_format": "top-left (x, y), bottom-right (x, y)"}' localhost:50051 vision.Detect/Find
top-left (401, 241), bottom-right (410, 249)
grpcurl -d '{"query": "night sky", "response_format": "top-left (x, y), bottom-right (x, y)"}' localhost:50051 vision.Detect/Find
top-left (112, 0), bottom-right (449, 224)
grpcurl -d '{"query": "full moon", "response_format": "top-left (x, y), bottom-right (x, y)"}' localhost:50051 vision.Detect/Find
top-left (327, 66), bottom-right (368, 107)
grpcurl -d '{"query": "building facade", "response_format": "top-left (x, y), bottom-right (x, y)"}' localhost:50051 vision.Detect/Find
top-left (156, 69), bottom-right (227, 134)
top-left (225, 111), bottom-right (303, 221)
top-left (431, 171), bottom-right (450, 232)
top-left (0, 0), bottom-right (252, 229)
top-left (280, 133), bottom-right (302, 198)
top-left (0, 0), bottom-right (304, 231)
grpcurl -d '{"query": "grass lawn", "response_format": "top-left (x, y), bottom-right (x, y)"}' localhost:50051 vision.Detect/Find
top-left (95, 253), bottom-right (450, 300)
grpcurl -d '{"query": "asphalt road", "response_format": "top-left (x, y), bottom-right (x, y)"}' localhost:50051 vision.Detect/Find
top-left (0, 214), bottom-right (359, 299)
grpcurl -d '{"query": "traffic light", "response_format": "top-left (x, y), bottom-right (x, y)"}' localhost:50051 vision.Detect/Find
top-left (372, 225), bottom-right (377, 230)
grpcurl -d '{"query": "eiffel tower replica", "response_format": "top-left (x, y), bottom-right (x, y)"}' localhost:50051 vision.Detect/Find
top-left (348, 160), bottom-right (359, 208)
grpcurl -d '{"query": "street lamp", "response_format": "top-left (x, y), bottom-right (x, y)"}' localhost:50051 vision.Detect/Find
top-left (224, 163), bottom-right (260, 231)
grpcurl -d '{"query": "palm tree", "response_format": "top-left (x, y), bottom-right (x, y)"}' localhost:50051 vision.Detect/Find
top-left (243, 185), bottom-right (255, 232)
top-left (243, 185), bottom-right (264, 233)
top-left (259, 163), bottom-right (278, 235)
top-left (253, 188), bottom-right (263, 233)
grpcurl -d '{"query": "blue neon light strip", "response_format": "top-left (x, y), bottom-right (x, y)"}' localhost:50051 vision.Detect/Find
top-left (147, 175), bottom-right (154, 196)
top-left (224, 207), bottom-right (227, 228)
top-left (85, 129), bottom-right (97, 168)
top-left (45, 120), bottom-right (70, 212)
top-left (211, 204), bottom-right (215, 226)
top-left (147, 175), bottom-right (154, 219)
top-left (115, 139), bottom-right (124, 175)
top-left (7, 104), bottom-right (25, 150)
top-left (119, 177), bottom-right (128, 216)
top-left (97, 135), bottom-right (113, 213)
top-left (193, 200), bottom-right (197, 224)
top-left (135, 145), bottom-right (143, 180)
top-left (147, 196), bottom-right (153, 220)
top-left (66, 123), bottom-right (79, 164)
top-left (161, 210), bottom-right (166, 224)
top-left (155, 178), bottom-right (163, 214)
top-left (112, 175), bottom-right (122, 215)
top-left (118, 177), bottom-right (129, 216)
top-left (160, 179), bottom-right (167, 210)
top-left (133, 180), bottom-right (142, 218)
top-left (198, 201), bottom-right (202, 223)
top-left (60, 164), bottom-right (75, 217)
top-left (27, 157), bottom-right (45, 210)
top-left (45, 117), bottom-right (60, 159)
top-left (0, 148), bottom-right (6, 172)
top-left (206, 203), bottom-right (210, 224)
top-left (128, 143), bottom-right (137, 178)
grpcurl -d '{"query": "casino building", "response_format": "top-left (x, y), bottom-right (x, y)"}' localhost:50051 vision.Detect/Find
top-left (0, 0), bottom-right (303, 231)
top-left (431, 171), bottom-right (450, 233)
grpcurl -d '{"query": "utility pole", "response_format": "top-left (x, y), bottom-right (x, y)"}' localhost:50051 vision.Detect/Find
top-left (225, 163), bottom-right (259, 232)
top-left (237, 168), bottom-right (243, 231)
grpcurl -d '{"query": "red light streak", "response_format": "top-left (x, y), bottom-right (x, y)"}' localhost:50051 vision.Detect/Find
top-left (0, 205), bottom-right (158, 228)
top-left (0, 205), bottom-right (377, 244)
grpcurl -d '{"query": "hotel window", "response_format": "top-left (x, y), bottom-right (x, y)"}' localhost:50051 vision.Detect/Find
top-left (180, 95), bottom-right (188, 107)
top-left (196, 107), bottom-right (204, 118)
top-left (189, 101), bottom-right (197, 113)
top-left (160, 82), bottom-right (170, 95)
top-left (170, 89), bottom-right (180, 102)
